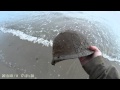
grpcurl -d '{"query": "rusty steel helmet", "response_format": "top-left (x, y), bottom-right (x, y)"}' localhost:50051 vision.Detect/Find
top-left (51, 30), bottom-right (93, 65)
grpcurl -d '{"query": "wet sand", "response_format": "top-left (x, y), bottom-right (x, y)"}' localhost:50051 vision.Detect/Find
top-left (0, 31), bottom-right (120, 79)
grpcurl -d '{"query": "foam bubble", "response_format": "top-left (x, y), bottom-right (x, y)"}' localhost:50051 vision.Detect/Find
top-left (103, 53), bottom-right (120, 63)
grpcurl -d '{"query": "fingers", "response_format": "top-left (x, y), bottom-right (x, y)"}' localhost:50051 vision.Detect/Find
top-left (89, 46), bottom-right (102, 57)
top-left (88, 46), bottom-right (100, 52)
top-left (79, 46), bottom-right (102, 66)
top-left (79, 55), bottom-right (93, 66)
top-left (79, 57), bottom-right (86, 61)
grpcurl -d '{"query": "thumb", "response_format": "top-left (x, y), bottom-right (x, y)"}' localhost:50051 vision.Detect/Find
top-left (89, 46), bottom-right (102, 57)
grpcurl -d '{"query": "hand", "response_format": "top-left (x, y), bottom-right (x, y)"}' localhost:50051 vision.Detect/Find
top-left (79, 46), bottom-right (102, 66)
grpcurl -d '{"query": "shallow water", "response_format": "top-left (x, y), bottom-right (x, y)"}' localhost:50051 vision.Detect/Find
top-left (1, 11), bottom-right (120, 60)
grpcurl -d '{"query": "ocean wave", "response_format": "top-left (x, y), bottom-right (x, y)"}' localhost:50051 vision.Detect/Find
top-left (103, 53), bottom-right (120, 64)
top-left (0, 27), bottom-right (53, 47)
top-left (1, 27), bottom-right (120, 63)
top-left (0, 11), bottom-right (120, 64)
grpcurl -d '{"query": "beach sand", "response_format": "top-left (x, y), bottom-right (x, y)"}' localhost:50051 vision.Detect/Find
top-left (0, 31), bottom-right (120, 79)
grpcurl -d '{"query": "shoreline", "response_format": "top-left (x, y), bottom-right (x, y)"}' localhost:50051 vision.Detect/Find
top-left (0, 31), bottom-right (120, 79)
